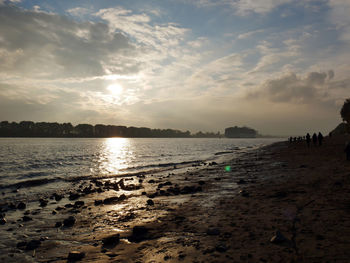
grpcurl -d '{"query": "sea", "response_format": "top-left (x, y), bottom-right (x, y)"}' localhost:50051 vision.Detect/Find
top-left (0, 137), bottom-right (283, 201)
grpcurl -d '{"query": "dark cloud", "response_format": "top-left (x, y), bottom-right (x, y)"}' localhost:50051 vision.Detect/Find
top-left (247, 71), bottom-right (345, 104)
top-left (0, 5), bottom-right (136, 78)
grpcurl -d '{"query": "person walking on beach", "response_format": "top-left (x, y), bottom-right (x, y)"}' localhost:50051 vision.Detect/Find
top-left (318, 132), bottom-right (324, 146)
top-left (306, 133), bottom-right (311, 147)
top-left (345, 142), bottom-right (350, 160)
top-left (312, 133), bottom-right (317, 146)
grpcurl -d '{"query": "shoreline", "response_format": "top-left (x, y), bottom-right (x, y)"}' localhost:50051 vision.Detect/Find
top-left (1, 137), bottom-right (349, 262)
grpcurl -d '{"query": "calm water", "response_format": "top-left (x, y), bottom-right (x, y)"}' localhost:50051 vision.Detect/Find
top-left (0, 137), bottom-right (282, 191)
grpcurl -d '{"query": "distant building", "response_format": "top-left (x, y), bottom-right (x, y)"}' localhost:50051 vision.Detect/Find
top-left (224, 126), bottom-right (258, 138)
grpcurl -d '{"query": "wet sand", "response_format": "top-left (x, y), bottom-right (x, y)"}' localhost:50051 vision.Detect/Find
top-left (1, 135), bottom-right (350, 262)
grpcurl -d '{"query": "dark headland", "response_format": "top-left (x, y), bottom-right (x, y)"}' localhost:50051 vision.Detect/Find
top-left (0, 133), bottom-right (350, 262)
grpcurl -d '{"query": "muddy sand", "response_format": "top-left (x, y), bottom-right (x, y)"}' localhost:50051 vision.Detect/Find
top-left (1, 135), bottom-right (350, 262)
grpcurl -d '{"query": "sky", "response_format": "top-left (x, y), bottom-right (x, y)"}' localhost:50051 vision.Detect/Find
top-left (0, 0), bottom-right (349, 136)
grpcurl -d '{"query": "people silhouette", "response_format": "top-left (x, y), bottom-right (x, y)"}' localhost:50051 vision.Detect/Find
top-left (318, 132), bottom-right (324, 146)
top-left (345, 142), bottom-right (350, 161)
top-left (306, 133), bottom-right (311, 147)
top-left (312, 133), bottom-right (317, 146)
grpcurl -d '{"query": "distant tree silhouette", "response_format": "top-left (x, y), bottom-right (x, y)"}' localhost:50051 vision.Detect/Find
top-left (340, 99), bottom-right (350, 123)
top-left (0, 121), bottom-right (218, 138)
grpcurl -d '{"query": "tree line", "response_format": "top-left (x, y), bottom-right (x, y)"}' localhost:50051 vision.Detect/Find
top-left (0, 121), bottom-right (222, 138)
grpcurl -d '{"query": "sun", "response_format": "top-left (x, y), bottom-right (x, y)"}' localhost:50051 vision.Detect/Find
top-left (107, 84), bottom-right (123, 96)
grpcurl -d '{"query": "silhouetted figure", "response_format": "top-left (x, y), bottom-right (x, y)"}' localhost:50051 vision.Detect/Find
top-left (312, 133), bottom-right (317, 146)
top-left (345, 142), bottom-right (350, 161)
top-left (329, 132), bottom-right (332, 138)
top-left (289, 137), bottom-right (293, 144)
top-left (318, 132), bottom-right (323, 146)
top-left (293, 137), bottom-right (297, 142)
top-left (306, 133), bottom-right (311, 147)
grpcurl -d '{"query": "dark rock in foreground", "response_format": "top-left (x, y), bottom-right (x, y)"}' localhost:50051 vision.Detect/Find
top-left (102, 234), bottom-right (120, 247)
top-left (68, 251), bottom-right (85, 261)
top-left (25, 239), bottom-right (41, 250)
top-left (270, 230), bottom-right (287, 244)
top-left (63, 216), bottom-right (76, 227)
top-left (128, 226), bottom-right (149, 242)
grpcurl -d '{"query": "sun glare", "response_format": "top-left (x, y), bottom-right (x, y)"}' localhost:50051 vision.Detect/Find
top-left (107, 84), bottom-right (123, 96)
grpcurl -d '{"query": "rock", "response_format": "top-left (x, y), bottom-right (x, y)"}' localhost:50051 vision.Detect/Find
top-left (67, 251), bottom-right (85, 261)
top-left (198, 181), bottom-right (205, 185)
top-left (102, 234), bottom-right (120, 247)
top-left (216, 244), bottom-right (228, 252)
top-left (270, 191), bottom-right (288, 198)
top-left (16, 241), bottom-right (27, 248)
top-left (148, 179), bottom-right (155, 184)
top-left (128, 226), bottom-right (149, 242)
top-left (94, 200), bottom-right (103, 206)
top-left (239, 189), bottom-right (249, 197)
top-left (69, 193), bottom-right (80, 201)
top-left (25, 239), bottom-right (41, 250)
top-left (17, 202), bottom-right (26, 210)
top-left (22, 215), bottom-right (32, 222)
top-left (39, 199), bottom-right (48, 207)
top-left (65, 203), bottom-right (73, 208)
top-left (237, 179), bottom-right (247, 185)
top-left (207, 228), bottom-right (220, 236)
top-left (103, 196), bottom-right (119, 205)
top-left (0, 218), bottom-right (6, 225)
top-left (55, 221), bottom-right (62, 228)
top-left (270, 230), bottom-right (287, 244)
top-left (52, 210), bottom-right (57, 215)
top-left (53, 193), bottom-right (63, 201)
top-left (63, 216), bottom-right (76, 227)
top-left (119, 194), bottom-right (127, 201)
top-left (146, 199), bottom-right (154, 206)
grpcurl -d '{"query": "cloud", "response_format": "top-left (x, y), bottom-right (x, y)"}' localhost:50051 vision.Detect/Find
top-left (247, 71), bottom-right (347, 105)
top-left (238, 29), bottom-right (264, 39)
top-left (0, 5), bottom-right (134, 79)
top-left (192, 0), bottom-right (293, 15)
top-left (328, 0), bottom-right (350, 43)
top-left (232, 0), bottom-right (293, 15)
top-left (67, 7), bottom-right (91, 17)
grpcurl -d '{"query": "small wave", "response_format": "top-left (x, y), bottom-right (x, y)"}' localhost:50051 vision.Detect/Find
top-left (0, 178), bottom-right (58, 189)
top-left (214, 151), bottom-right (234, 155)
top-left (17, 171), bottom-right (48, 180)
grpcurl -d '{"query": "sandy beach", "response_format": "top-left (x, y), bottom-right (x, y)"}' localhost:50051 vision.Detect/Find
top-left (1, 135), bottom-right (350, 262)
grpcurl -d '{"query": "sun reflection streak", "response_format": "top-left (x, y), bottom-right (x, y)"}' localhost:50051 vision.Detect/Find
top-left (98, 138), bottom-right (132, 175)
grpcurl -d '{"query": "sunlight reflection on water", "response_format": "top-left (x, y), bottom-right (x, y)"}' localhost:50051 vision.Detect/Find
top-left (97, 138), bottom-right (132, 174)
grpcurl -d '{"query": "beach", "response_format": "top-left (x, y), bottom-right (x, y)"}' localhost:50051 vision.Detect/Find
top-left (1, 136), bottom-right (350, 262)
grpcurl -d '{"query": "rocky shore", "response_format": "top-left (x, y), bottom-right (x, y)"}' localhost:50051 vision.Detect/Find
top-left (1, 135), bottom-right (350, 262)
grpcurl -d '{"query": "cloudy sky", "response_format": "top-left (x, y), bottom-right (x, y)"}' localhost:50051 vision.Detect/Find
top-left (0, 0), bottom-right (349, 136)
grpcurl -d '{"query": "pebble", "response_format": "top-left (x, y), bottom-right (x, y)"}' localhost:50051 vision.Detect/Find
top-left (22, 216), bottom-right (32, 222)
top-left (270, 230), bottom-right (287, 244)
top-left (17, 202), bottom-right (26, 210)
top-left (147, 199), bottom-right (154, 206)
top-left (207, 228), bottom-right (220, 236)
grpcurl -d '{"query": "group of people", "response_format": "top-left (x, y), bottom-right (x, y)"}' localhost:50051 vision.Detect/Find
top-left (288, 132), bottom-right (324, 147)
